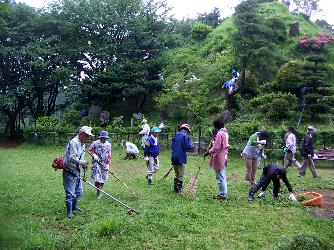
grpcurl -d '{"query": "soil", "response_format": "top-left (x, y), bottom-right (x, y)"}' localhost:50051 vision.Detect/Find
top-left (309, 189), bottom-right (334, 220)
top-left (0, 140), bottom-right (22, 149)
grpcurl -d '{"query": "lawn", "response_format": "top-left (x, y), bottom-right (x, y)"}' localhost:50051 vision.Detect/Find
top-left (0, 143), bottom-right (333, 249)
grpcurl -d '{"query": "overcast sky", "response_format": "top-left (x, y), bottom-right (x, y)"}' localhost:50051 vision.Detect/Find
top-left (17, 0), bottom-right (334, 25)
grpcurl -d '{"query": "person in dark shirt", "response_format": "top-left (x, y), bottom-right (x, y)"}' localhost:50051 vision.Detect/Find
top-left (299, 126), bottom-right (319, 178)
top-left (248, 163), bottom-right (297, 201)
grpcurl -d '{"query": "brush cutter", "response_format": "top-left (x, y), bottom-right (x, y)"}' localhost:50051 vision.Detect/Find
top-left (181, 157), bottom-right (206, 199)
top-left (85, 150), bottom-right (138, 197)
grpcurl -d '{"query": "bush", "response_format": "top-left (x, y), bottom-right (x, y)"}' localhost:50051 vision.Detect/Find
top-left (62, 110), bottom-right (81, 127)
top-left (190, 22), bottom-right (213, 41)
top-left (36, 116), bottom-right (59, 128)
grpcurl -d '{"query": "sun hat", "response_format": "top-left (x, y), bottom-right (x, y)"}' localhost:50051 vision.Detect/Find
top-left (151, 127), bottom-right (161, 133)
top-left (79, 126), bottom-right (94, 136)
top-left (99, 131), bottom-right (109, 139)
top-left (180, 123), bottom-right (191, 131)
top-left (307, 126), bottom-right (317, 133)
top-left (142, 119), bottom-right (147, 123)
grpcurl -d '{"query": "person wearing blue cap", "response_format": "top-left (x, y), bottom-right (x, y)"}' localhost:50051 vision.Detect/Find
top-left (88, 131), bottom-right (112, 199)
top-left (144, 127), bottom-right (161, 184)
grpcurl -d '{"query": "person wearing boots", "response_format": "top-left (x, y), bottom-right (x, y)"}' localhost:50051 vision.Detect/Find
top-left (171, 124), bottom-right (194, 193)
top-left (63, 126), bottom-right (93, 218)
top-left (88, 131), bottom-right (112, 199)
top-left (121, 140), bottom-right (139, 159)
top-left (208, 119), bottom-right (229, 200)
top-left (248, 163), bottom-right (297, 202)
top-left (144, 127), bottom-right (161, 184)
top-left (299, 126), bottom-right (320, 178)
top-left (283, 126), bottom-right (301, 170)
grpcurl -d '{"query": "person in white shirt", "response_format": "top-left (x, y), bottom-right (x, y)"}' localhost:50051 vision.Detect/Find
top-left (139, 119), bottom-right (150, 149)
top-left (283, 126), bottom-right (301, 170)
top-left (121, 140), bottom-right (139, 159)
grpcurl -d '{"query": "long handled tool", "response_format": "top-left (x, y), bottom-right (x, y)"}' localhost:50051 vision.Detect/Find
top-left (159, 166), bottom-right (173, 182)
top-left (80, 177), bottom-right (138, 214)
top-left (181, 157), bottom-right (206, 199)
top-left (85, 150), bottom-right (138, 197)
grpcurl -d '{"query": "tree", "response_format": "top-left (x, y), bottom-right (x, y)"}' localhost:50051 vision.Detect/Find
top-left (292, 0), bottom-right (319, 19)
top-left (196, 7), bottom-right (221, 28)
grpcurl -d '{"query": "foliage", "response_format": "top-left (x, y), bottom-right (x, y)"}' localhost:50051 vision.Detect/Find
top-left (249, 92), bottom-right (298, 121)
top-left (62, 110), bottom-right (82, 127)
top-left (196, 7), bottom-right (221, 28)
top-left (36, 116), bottom-right (59, 128)
top-left (190, 22), bottom-right (213, 41)
top-left (292, 0), bottom-right (320, 18)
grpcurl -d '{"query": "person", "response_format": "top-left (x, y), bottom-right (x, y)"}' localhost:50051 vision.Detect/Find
top-left (100, 111), bottom-right (110, 128)
top-left (88, 131), bottom-right (112, 199)
top-left (208, 119), bottom-right (229, 200)
top-left (63, 126), bottom-right (93, 218)
top-left (283, 126), bottom-right (302, 170)
top-left (171, 123), bottom-right (194, 193)
top-left (252, 127), bottom-right (266, 169)
top-left (299, 126), bottom-right (320, 178)
top-left (121, 140), bottom-right (139, 159)
top-left (242, 130), bottom-right (269, 185)
top-left (144, 127), bottom-right (161, 184)
top-left (139, 119), bottom-right (150, 150)
top-left (248, 163), bottom-right (297, 201)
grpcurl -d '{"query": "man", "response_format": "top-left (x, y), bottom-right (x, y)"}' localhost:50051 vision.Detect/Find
top-left (139, 119), bottom-right (150, 150)
top-left (283, 126), bottom-right (301, 170)
top-left (144, 127), bottom-right (161, 184)
top-left (121, 140), bottom-right (139, 159)
top-left (63, 126), bottom-right (93, 218)
top-left (248, 163), bottom-right (297, 202)
top-left (171, 124), bottom-right (194, 193)
top-left (299, 126), bottom-right (320, 178)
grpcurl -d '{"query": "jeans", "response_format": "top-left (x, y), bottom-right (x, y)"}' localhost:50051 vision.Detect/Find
top-left (215, 168), bottom-right (228, 198)
top-left (63, 170), bottom-right (83, 206)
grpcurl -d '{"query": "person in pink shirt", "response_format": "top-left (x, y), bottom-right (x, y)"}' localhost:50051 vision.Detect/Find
top-left (208, 118), bottom-right (229, 200)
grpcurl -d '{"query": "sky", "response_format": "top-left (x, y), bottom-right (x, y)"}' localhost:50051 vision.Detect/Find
top-left (17, 0), bottom-right (334, 25)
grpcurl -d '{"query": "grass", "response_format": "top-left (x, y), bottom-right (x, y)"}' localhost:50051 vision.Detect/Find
top-left (0, 143), bottom-right (334, 249)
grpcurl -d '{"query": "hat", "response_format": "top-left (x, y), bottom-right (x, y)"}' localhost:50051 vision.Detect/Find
top-left (180, 123), bottom-right (191, 131)
top-left (79, 126), bottom-right (94, 136)
top-left (99, 131), bottom-right (109, 139)
top-left (307, 126), bottom-right (317, 133)
top-left (151, 127), bottom-right (161, 133)
top-left (142, 119), bottom-right (147, 124)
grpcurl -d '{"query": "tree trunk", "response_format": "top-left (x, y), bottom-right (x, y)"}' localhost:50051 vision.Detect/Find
top-left (225, 69), bottom-right (246, 111)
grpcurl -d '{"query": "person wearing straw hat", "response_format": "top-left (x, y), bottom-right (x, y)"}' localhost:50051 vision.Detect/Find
top-left (298, 126), bottom-right (320, 178)
top-left (63, 126), bottom-right (93, 218)
top-left (171, 123), bottom-right (194, 193)
top-left (88, 131), bottom-right (112, 199)
top-left (139, 119), bottom-right (150, 150)
top-left (144, 127), bottom-right (161, 184)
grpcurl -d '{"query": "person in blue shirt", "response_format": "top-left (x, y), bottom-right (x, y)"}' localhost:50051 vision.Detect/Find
top-left (144, 127), bottom-right (161, 184)
top-left (171, 124), bottom-right (194, 193)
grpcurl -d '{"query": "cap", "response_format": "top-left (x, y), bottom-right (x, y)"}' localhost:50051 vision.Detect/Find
top-left (307, 126), bottom-right (317, 133)
top-left (99, 131), bottom-right (109, 139)
top-left (142, 119), bottom-right (147, 123)
top-left (151, 127), bottom-right (161, 133)
top-left (79, 126), bottom-right (94, 136)
top-left (180, 123), bottom-right (191, 131)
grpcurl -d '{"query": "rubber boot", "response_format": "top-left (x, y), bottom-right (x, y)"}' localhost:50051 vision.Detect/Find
top-left (248, 192), bottom-right (254, 201)
top-left (72, 199), bottom-right (82, 212)
top-left (66, 203), bottom-right (74, 218)
top-left (96, 190), bottom-right (103, 199)
top-left (174, 178), bottom-right (178, 192)
top-left (177, 180), bottom-right (183, 193)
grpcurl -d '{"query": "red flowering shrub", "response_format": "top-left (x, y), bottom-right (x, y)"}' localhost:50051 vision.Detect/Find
top-left (298, 33), bottom-right (334, 51)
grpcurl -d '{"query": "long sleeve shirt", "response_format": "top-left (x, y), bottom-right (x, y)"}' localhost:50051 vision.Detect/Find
top-left (285, 133), bottom-right (297, 153)
top-left (63, 136), bottom-right (85, 171)
top-left (209, 129), bottom-right (229, 170)
top-left (171, 130), bottom-right (193, 165)
top-left (302, 133), bottom-right (314, 157)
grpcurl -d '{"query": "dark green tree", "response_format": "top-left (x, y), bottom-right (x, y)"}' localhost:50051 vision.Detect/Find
top-left (196, 7), bottom-right (221, 28)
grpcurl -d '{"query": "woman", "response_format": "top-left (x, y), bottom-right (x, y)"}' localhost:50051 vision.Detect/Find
top-left (209, 118), bottom-right (229, 200)
top-left (242, 130), bottom-right (269, 186)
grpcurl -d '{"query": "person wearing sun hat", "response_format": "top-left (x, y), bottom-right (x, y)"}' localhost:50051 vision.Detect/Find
top-left (299, 126), bottom-right (320, 178)
top-left (62, 126), bottom-right (93, 218)
top-left (88, 130), bottom-right (112, 199)
top-left (144, 127), bottom-right (161, 184)
top-left (139, 118), bottom-right (150, 150)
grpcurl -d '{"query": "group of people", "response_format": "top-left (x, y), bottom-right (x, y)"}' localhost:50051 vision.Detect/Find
top-left (61, 119), bottom-right (320, 218)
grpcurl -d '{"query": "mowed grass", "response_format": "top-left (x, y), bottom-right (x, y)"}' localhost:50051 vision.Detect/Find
top-left (0, 144), bottom-right (334, 249)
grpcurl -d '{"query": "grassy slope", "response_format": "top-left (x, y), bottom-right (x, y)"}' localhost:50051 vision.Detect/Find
top-left (0, 144), bottom-right (333, 249)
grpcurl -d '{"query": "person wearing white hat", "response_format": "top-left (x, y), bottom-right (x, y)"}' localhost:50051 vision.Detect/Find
top-left (139, 119), bottom-right (150, 149)
top-left (299, 126), bottom-right (320, 178)
top-left (88, 131), bottom-right (112, 199)
top-left (63, 126), bottom-right (93, 218)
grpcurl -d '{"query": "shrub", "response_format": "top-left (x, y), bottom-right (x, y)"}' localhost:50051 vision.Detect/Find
top-left (62, 110), bottom-right (81, 127)
top-left (190, 22), bottom-right (213, 41)
top-left (36, 116), bottom-right (59, 128)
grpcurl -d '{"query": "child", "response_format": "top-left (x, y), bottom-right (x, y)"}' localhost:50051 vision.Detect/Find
top-left (144, 127), bottom-right (161, 184)
top-left (88, 131), bottom-right (112, 199)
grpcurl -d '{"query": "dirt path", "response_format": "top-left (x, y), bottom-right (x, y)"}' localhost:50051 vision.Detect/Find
top-left (309, 189), bottom-right (334, 220)
top-left (0, 140), bottom-right (22, 149)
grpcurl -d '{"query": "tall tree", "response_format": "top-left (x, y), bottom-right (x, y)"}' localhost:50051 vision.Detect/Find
top-left (292, 0), bottom-right (319, 19)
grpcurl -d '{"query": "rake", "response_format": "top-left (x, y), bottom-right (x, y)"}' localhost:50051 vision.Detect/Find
top-left (158, 166), bottom-right (173, 182)
top-left (180, 157), bottom-right (206, 199)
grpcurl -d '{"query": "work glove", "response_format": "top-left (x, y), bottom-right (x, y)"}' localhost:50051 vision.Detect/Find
top-left (307, 154), bottom-right (312, 159)
top-left (288, 193), bottom-right (297, 202)
top-left (257, 192), bottom-right (265, 198)
top-left (144, 156), bottom-right (149, 161)
top-left (103, 164), bottom-right (109, 171)
top-left (259, 140), bottom-right (267, 145)
top-left (79, 160), bottom-right (88, 170)
top-left (92, 154), bottom-right (100, 162)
